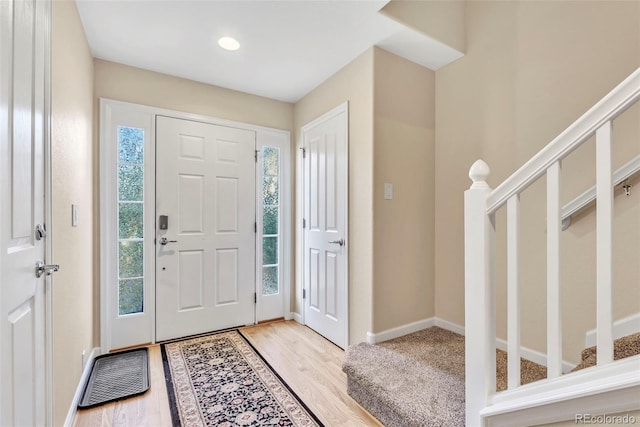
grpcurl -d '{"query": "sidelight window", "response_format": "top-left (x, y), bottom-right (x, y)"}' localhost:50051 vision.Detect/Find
top-left (262, 146), bottom-right (280, 295)
top-left (117, 126), bottom-right (145, 315)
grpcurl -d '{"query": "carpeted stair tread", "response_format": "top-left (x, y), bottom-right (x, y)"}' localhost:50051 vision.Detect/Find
top-left (572, 332), bottom-right (640, 372)
top-left (344, 328), bottom-right (639, 426)
top-left (363, 327), bottom-right (546, 389)
top-left (343, 342), bottom-right (465, 427)
top-left (496, 348), bottom-right (547, 391)
top-left (342, 327), bottom-right (547, 427)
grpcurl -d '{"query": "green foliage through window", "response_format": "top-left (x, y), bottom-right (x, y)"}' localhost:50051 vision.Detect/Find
top-left (119, 202), bottom-right (143, 239)
top-left (263, 205), bottom-right (278, 235)
top-left (263, 266), bottom-right (278, 296)
top-left (263, 237), bottom-right (278, 265)
top-left (262, 146), bottom-right (280, 296)
top-left (119, 279), bottom-right (144, 315)
top-left (119, 241), bottom-right (143, 278)
top-left (117, 126), bottom-right (145, 315)
top-left (119, 164), bottom-right (144, 201)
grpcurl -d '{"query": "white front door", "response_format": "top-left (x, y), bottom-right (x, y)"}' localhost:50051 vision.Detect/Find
top-left (302, 103), bottom-right (349, 349)
top-left (0, 0), bottom-right (50, 425)
top-left (156, 116), bottom-right (256, 341)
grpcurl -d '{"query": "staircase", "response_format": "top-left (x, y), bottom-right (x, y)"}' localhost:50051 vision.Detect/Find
top-left (463, 67), bottom-right (640, 425)
top-left (344, 67), bottom-right (640, 426)
top-left (343, 328), bottom-right (640, 427)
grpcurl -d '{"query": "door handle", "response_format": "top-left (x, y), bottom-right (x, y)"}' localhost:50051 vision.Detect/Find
top-left (328, 238), bottom-right (345, 246)
top-left (159, 237), bottom-right (178, 246)
top-left (35, 260), bottom-right (59, 278)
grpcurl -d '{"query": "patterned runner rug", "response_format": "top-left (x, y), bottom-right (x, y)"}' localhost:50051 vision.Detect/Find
top-left (161, 330), bottom-right (323, 426)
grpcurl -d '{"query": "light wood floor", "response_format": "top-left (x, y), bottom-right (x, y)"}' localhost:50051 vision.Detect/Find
top-left (73, 320), bottom-right (381, 427)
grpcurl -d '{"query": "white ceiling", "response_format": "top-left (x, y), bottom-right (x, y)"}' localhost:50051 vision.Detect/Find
top-left (76, 0), bottom-right (462, 103)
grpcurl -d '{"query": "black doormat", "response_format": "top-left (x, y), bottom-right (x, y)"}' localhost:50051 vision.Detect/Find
top-left (78, 348), bottom-right (150, 409)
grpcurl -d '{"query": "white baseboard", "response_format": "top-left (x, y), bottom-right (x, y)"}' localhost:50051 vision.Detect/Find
top-left (63, 347), bottom-right (100, 427)
top-left (366, 317), bottom-right (435, 344)
top-left (284, 312), bottom-right (292, 321)
top-left (290, 312), bottom-right (303, 324)
top-left (495, 338), bottom-right (575, 374)
top-left (585, 312), bottom-right (640, 348)
top-left (434, 317), bottom-right (466, 335)
top-left (435, 318), bottom-right (576, 373)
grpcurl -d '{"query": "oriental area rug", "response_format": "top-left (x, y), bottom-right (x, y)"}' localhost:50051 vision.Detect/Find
top-left (161, 330), bottom-right (323, 427)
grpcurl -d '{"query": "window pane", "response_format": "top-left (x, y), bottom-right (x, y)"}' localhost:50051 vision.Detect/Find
top-left (263, 236), bottom-right (278, 265)
top-left (119, 203), bottom-right (143, 239)
top-left (116, 126), bottom-right (145, 317)
top-left (118, 164), bottom-right (144, 201)
top-left (119, 241), bottom-right (144, 278)
top-left (119, 278), bottom-right (144, 315)
top-left (118, 127), bottom-right (144, 164)
top-left (263, 176), bottom-right (279, 205)
top-left (263, 146), bottom-right (279, 176)
top-left (263, 266), bottom-right (278, 295)
top-left (263, 205), bottom-right (278, 235)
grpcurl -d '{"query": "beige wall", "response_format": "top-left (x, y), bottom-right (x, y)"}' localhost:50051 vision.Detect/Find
top-left (94, 59), bottom-right (293, 131)
top-left (292, 47), bottom-right (437, 340)
top-left (51, 1), bottom-right (95, 425)
top-left (94, 61), bottom-right (294, 331)
top-left (435, 1), bottom-right (640, 363)
top-left (294, 49), bottom-right (375, 344)
top-left (372, 48), bottom-right (436, 332)
top-left (49, 36), bottom-right (294, 423)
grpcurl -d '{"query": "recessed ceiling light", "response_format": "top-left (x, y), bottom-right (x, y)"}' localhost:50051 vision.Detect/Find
top-left (218, 36), bottom-right (240, 51)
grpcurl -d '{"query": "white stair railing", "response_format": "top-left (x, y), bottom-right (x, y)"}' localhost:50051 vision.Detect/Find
top-left (464, 67), bottom-right (640, 426)
top-left (562, 153), bottom-right (640, 230)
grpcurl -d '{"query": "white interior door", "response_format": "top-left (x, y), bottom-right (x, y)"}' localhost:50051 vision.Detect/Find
top-left (0, 0), bottom-right (49, 425)
top-left (302, 103), bottom-right (348, 349)
top-left (156, 116), bottom-right (256, 341)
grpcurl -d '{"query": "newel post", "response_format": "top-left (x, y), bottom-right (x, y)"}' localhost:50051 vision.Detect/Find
top-left (464, 160), bottom-right (496, 427)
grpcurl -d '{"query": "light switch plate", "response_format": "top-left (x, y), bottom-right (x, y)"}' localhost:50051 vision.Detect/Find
top-left (72, 204), bottom-right (78, 227)
top-left (384, 183), bottom-right (393, 200)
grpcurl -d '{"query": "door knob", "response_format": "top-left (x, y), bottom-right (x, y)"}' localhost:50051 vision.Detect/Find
top-left (159, 237), bottom-right (178, 246)
top-left (35, 260), bottom-right (59, 278)
top-left (328, 238), bottom-right (345, 246)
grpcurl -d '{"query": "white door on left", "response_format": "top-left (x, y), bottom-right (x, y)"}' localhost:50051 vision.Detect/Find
top-left (0, 0), bottom-right (50, 425)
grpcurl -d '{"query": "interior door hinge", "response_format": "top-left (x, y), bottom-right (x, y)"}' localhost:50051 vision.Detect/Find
top-left (303, 289), bottom-right (306, 300)
top-left (254, 222), bottom-right (257, 233)
top-left (303, 218), bottom-right (306, 229)
top-left (255, 150), bottom-right (258, 163)
top-left (254, 292), bottom-right (257, 304)
top-left (300, 147), bottom-right (306, 158)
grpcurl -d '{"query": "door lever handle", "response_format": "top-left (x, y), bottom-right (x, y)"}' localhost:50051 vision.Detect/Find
top-left (159, 237), bottom-right (178, 246)
top-left (35, 260), bottom-right (59, 278)
top-left (328, 238), bottom-right (345, 246)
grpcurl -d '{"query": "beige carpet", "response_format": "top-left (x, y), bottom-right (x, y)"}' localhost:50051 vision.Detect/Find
top-left (571, 332), bottom-right (640, 372)
top-left (343, 327), bottom-right (640, 427)
top-left (375, 327), bottom-right (548, 392)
